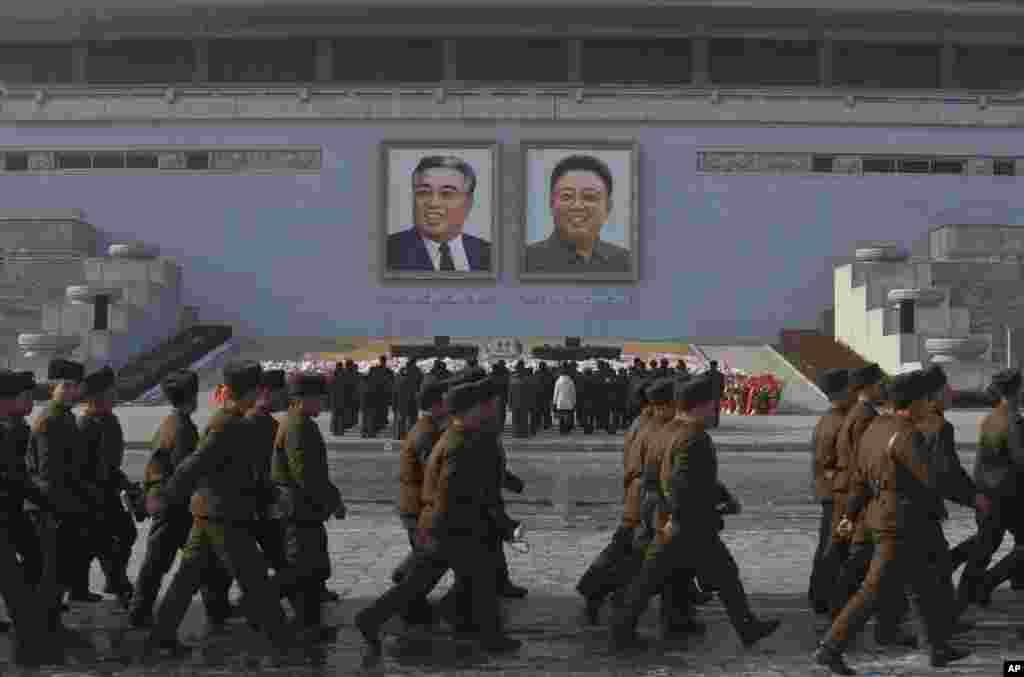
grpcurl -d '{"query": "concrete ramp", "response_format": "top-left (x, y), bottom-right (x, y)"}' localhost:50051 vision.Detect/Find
top-left (695, 344), bottom-right (829, 414)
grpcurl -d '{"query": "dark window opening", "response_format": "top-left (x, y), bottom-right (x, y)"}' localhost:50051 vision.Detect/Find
top-left (954, 45), bottom-right (1024, 90)
top-left (932, 159), bottom-right (964, 174)
top-left (862, 157), bottom-right (896, 173)
top-left (57, 153), bottom-right (91, 170)
top-left (812, 156), bottom-right (835, 172)
top-left (208, 39), bottom-right (316, 82)
top-left (709, 38), bottom-right (819, 86)
top-left (126, 153), bottom-right (159, 169)
top-left (456, 39), bottom-right (568, 82)
top-left (898, 158), bottom-right (931, 174)
top-left (4, 153), bottom-right (28, 171)
top-left (185, 152), bottom-right (209, 170)
top-left (92, 152), bottom-right (125, 169)
top-left (834, 42), bottom-right (941, 89)
top-left (332, 38), bottom-right (443, 82)
top-left (86, 39), bottom-right (195, 83)
top-left (581, 39), bottom-right (691, 84)
top-left (93, 295), bottom-right (109, 331)
top-left (995, 159), bottom-right (1016, 176)
top-left (0, 44), bottom-right (74, 84)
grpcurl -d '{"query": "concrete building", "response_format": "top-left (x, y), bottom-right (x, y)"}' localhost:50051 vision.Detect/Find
top-left (2, 1), bottom-right (1024, 343)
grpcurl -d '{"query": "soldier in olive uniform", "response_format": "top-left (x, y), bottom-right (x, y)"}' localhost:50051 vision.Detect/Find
top-left (78, 366), bottom-right (138, 605)
top-left (915, 364), bottom-right (985, 633)
top-left (145, 361), bottom-right (290, 657)
top-left (815, 371), bottom-right (970, 675)
top-left (956, 368), bottom-right (1024, 609)
top-left (268, 372), bottom-right (346, 642)
top-left (808, 369), bottom-right (852, 614)
top-left (129, 371), bottom-right (201, 627)
top-left (0, 370), bottom-right (61, 666)
top-left (355, 379), bottom-right (521, 665)
top-left (392, 377), bottom-right (450, 626)
top-left (28, 358), bottom-right (101, 625)
top-left (609, 375), bottom-right (779, 652)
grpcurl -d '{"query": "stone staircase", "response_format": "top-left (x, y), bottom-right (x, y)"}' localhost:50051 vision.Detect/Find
top-left (115, 324), bottom-right (233, 402)
top-left (777, 329), bottom-right (875, 384)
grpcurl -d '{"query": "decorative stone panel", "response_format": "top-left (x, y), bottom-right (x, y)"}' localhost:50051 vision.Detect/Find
top-left (210, 149), bottom-right (321, 172)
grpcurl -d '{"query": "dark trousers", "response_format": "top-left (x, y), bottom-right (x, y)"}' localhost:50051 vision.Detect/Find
top-left (253, 517), bottom-right (288, 573)
top-left (539, 405), bottom-right (552, 430)
top-left (394, 528), bottom-right (435, 625)
top-left (808, 500), bottom-right (834, 609)
top-left (611, 530), bottom-right (752, 641)
top-left (131, 510), bottom-right (227, 621)
top-left (329, 410), bottom-right (346, 436)
top-left (91, 500), bottom-right (137, 593)
top-left (557, 409), bottom-right (573, 435)
top-left (31, 512), bottom-right (93, 596)
top-left (577, 526), bottom-right (639, 606)
top-left (11, 511), bottom-right (42, 587)
top-left (827, 530), bottom-right (950, 650)
top-left (0, 522), bottom-right (53, 665)
top-left (511, 407), bottom-right (529, 438)
top-left (959, 503), bottom-right (1024, 604)
top-left (150, 517), bottom-right (287, 646)
top-left (357, 534), bottom-right (500, 639)
top-left (268, 520), bottom-right (331, 628)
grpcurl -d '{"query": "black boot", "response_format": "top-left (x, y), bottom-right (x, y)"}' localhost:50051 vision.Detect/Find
top-left (739, 617), bottom-right (780, 648)
top-left (354, 610), bottom-right (383, 667)
top-left (813, 641), bottom-right (855, 675)
top-left (930, 645), bottom-right (971, 667)
top-left (873, 625), bottom-right (918, 648)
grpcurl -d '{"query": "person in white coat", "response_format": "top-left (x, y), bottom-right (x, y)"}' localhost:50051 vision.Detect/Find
top-left (552, 367), bottom-right (577, 435)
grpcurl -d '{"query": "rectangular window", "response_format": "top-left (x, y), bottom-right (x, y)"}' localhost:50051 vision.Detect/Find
top-left (126, 153), bottom-right (159, 169)
top-left (208, 39), bottom-right (316, 82)
top-left (709, 39), bottom-right (819, 86)
top-left (932, 159), bottom-right (965, 174)
top-left (86, 40), bottom-right (195, 83)
top-left (812, 156), bottom-right (835, 172)
top-left (0, 44), bottom-right (74, 84)
top-left (93, 295), bottom-right (109, 331)
top-left (4, 153), bottom-right (28, 171)
top-left (954, 45), bottom-right (1024, 90)
top-left (897, 158), bottom-right (931, 174)
top-left (332, 38), bottom-right (443, 82)
top-left (92, 152), bottom-right (125, 169)
top-left (57, 153), bottom-right (92, 170)
top-left (834, 42), bottom-right (941, 88)
top-left (898, 301), bottom-right (915, 334)
top-left (862, 157), bottom-right (896, 173)
top-left (581, 39), bottom-right (691, 84)
top-left (456, 39), bottom-right (568, 82)
top-left (185, 152), bottom-right (209, 170)
top-left (995, 159), bottom-right (1016, 176)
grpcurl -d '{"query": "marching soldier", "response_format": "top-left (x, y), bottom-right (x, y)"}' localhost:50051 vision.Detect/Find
top-left (0, 369), bottom-right (61, 666)
top-left (808, 368), bottom-right (852, 614)
top-left (247, 370), bottom-right (290, 584)
top-left (77, 366), bottom-right (138, 605)
top-left (828, 363), bottom-right (887, 619)
top-left (144, 361), bottom-right (290, 657)
top-left (915, 364), bottom-right (984, 633)
top-left (609, 374), bottom-right (779, 652)
top-left (392, 377), bottom-right (450, 627)
top-left (956, 368), bottom-right (1024, 609)
top-left (269, 372), bottom-right (346, 642)
top-left (27, 358), bottom-right (101, 635)
top-left (355, 378), bottom-right (521, 665)
top-left (129, 370), bottom-right (202, 628)
top-left (576, 378), bottom-right (671, 626)
top-left (815, 370), bottom-right (970, 674)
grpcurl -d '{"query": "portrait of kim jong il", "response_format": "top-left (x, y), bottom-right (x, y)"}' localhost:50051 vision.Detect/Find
top-left (382, 143), bottom-right (497, 280)
top-left (521, 143), bottom-right (638, 281)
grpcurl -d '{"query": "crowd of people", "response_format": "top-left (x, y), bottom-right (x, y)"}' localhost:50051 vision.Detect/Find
top-left (0, 349), bottom-right (1015, 672)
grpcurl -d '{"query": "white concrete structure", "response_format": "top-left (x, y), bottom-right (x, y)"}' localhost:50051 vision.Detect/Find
top-left (834, 217), bottom-right (1024, 389)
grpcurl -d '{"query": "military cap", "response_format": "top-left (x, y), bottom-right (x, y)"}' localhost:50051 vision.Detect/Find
top-left (0, 370), bottom-right (23, 398)
top-left (922, 364), bottom-right (947, 394)
top-left (445, 379), bottom-right (487, 414)
top-left (417, 377), bottom-right (449, 411)
top-left (81, 366), bottom-right (116, 400)
top-left (223, 360), bottom-right (263, 395)
top-left (15, 371), bottom-right (35, 394)
top-left (631, 379), bottom-right (651, 406)
top-left (47, 358), bottom-right (84, 383)
top-left (991, 368), bottom-right (1022, 398)
top-left (816, 368), bottom-right (849, 400)
top-left (849, 363), bottom-right (884, 389)
top-left (677, 374), bottom-right (714, 407)
top-left (645, 378), bottom-right (675, 404)
top-left (161, 370), bottom-right (198, 406)
top-left (885, 370), bottom-right (929, 404)
top-left (288, 372), bottom-right (327, 398)
top-left (260, 369), bottom-right (286, 390)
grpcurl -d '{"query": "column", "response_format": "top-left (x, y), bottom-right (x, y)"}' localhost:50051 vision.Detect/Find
top-left (940, 42), bottom-right (957, 89)
top-left (315, 38), bottom-right (334, 82)
top-left (899, 300), bottom-right (916, 334)
top-left (568, 39), bottom-right (583, 82)
top-left (442, 39), bottom-right (457, 82)
top-left (819, 37), bottom-right (833, 88)
top-left (72, 41), bottom-right (88, 83)
top-left (692, 36), bottom-right (709, 86)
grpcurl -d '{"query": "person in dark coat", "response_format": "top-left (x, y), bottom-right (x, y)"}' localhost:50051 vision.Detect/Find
top-left (329, 363), bottom-right (347, 436)
top-left (490, 360), bottom-right (511, 427)
top-left (361, 358), bottom-right (389, 438)
top-left (535, 363), bottom-right (554, 430)
top-left (578, 367), bottom-right (597, 434)
top-left (129, 370), bottom-right (203, 628)
top-left (508, 361), bottom-right (531, 438)
top-left (393, 360), bottom-right (422, 440)
top-left (707, 361), bottom-right (725, 428)
top-left (6, 372), bottom-right (45, 591)
top-left (77, 366), bottom-right (137, 605)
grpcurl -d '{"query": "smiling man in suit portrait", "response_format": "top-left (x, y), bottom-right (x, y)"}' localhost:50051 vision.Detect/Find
top-left (386, 155), bottom-right (492, 273)
top-left (524, 154), bottom-right (631, 274)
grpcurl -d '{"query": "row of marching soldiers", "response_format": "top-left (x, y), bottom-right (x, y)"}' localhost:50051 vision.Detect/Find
top-left (809, 361), bottom-right (1024, 675)
top-left (0, 356), bottom-right (349, 667)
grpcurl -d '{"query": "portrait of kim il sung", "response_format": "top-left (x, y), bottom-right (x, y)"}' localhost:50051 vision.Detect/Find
top-left (521, 142), bottom-right (638, 281)
top-left (381, 142), bottom-right (497, 280)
